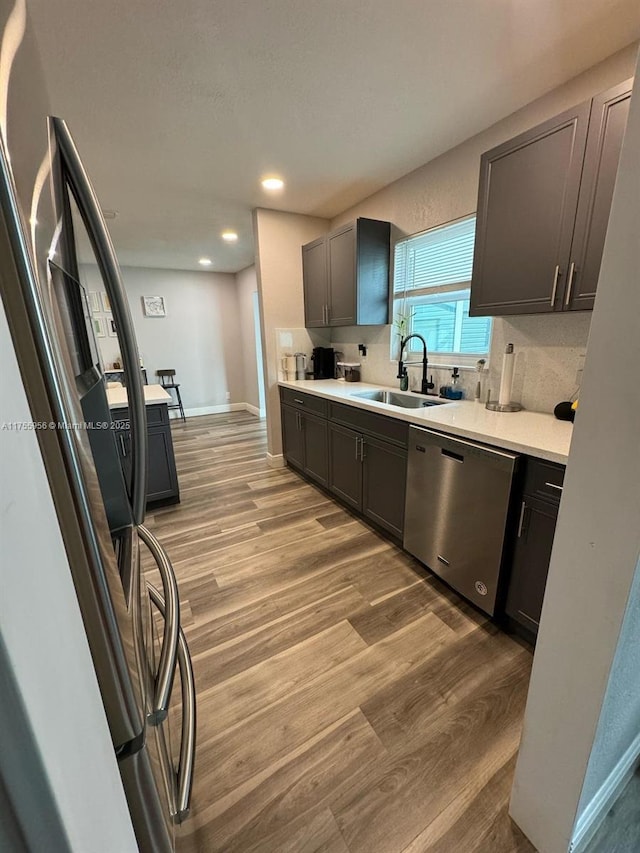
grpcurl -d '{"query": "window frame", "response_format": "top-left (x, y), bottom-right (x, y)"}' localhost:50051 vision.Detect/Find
top-left (392, 214), bottom-right (492, 367)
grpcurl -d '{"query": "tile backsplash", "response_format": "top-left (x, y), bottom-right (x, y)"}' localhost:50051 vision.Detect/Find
top-left (276, 311), bottom-right (591, 414)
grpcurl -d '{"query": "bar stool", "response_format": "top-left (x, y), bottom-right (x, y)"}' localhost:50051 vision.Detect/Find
top-left (156, 369), bottom-right (186, 422)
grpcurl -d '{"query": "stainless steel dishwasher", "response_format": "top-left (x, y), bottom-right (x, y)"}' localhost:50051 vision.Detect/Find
top-left (404, 426), bottom-right (519, 616)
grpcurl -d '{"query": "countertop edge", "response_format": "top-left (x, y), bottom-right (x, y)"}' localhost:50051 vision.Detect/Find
top-left (278, 380), bottom-right (571, 465)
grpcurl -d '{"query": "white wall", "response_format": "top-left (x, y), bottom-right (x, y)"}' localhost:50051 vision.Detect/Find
top-left (82, 264), bottom-right (247, 415)
top-left (0, 299), bottom-right (137, 852)
top-left (236, 264), bottom-right (262, 413)
top-left (509, 47), bottom-right (640, 853)
top-left (253, 208), bottom-right (330, 459)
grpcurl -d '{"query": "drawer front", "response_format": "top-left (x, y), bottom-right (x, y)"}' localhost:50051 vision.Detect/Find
top-left (329, 402), bottom-right (408, 448)
top-left (523, 457), bottom-right (565, 504)
top-left (280, 387), bottom-right (328, 417)
top-left (146, 403), bottom-right (170, 427)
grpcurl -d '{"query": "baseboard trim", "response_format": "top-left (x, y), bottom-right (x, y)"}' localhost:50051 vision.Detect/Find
top-left (570, 731), bottom-right (640, 852)
top-left (244, 403), bottom-right (266, 418)
top-left (266, 452), bottom-right (285, 469)
top-left (169, 403), bottom-right (246, 419)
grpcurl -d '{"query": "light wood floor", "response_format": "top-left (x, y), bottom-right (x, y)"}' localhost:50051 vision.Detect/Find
top-left (144, 412), bottom-right (536, 853)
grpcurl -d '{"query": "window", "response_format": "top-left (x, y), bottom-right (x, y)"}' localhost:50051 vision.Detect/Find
top-left (393, 215), bottom-right (491, 363)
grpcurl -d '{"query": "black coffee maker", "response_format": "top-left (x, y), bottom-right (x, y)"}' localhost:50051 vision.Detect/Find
top-left (312, 347), bottom-right (335, 379)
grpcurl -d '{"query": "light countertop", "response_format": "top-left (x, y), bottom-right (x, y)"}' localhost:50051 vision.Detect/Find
top-left (106, 384), bottom-right (172, 410)
top-left (279, 379), bottom-right (572, 464)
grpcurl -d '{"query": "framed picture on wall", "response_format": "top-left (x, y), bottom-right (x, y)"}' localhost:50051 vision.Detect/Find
top-left (89, 291), bottom-right (101, 314)
top-left (100, 292), bottom-right (112, 313)
top-left (142, 295), bottom-right (167, 317)
top-left (92, 317), bottom-right (106, 338)
top-left (108, 317), bottom-right (117, 337)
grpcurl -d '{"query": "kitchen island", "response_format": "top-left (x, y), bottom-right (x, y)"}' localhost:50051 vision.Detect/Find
top-left (107, 384), bottom-right (180, 506)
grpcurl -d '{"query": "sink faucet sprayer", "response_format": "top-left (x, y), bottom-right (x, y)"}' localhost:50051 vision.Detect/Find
top-left (397, 334), bottom-right (434, 395)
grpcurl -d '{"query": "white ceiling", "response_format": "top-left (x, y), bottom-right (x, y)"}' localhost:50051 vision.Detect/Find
top-left (27, 0), bottom-right (640, 273)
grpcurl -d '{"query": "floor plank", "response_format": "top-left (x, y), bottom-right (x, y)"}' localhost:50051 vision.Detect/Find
top-left (144, 412), bottom-right (536, 853)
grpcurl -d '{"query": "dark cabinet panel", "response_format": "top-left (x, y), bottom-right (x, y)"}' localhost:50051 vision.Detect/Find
top-left (328, 422), bottom-right (362, 510)
top-left (280, 387), bottom-right (328, 417)
top-left (281, 404), bottom-right (304, 470)
top-left (302, 236), bottom-right (328, 328)
top-left (111, 403), bottom-right (179, 506)
top-left (566, 79), bottom-right (632, 310)
top-left (328, 223), bottom-right (357, 325)
top-left (470, 101), bottom-right (591, 316)
top-left (302, 412), bottom-right (329, 487)
top-left (505, 496), bottom-right (558, 636)
top-left (302, 218), bottom-right (390, 328)
top-left (146, 428), bottom-right (179, 503)
top-left (362, 435), bottom-right (407, 538)
top-left (471, 79), bottom-right (633, 317)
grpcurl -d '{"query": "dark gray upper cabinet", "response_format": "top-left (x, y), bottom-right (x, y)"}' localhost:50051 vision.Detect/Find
top-left (302, 218), bottom-right (390, 328)
top-left (302, 236), bottom-right (328, 328)
top-left (470, 78), bottom-right (633, 317)
top-left (566, 80), bottom-right (632, 311)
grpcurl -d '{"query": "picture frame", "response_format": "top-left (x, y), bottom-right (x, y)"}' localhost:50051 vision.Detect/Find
top-left (142, 295), bottom-right (167, 317)
top-left (100, 291), bottom-right (112, 313)
top-left (108, 317), bottom-right (118, 337)
top-left (92, 317), bottom-right (106, 338)
top-left (89, 291), bottom-right (101, 314)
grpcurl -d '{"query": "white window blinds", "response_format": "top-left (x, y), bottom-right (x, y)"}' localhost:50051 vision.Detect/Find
top-left (394, 215), bottom-right (476, 294)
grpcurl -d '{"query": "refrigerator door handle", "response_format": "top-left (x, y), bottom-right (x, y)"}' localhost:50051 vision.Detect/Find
top-left (147, 582), bottom-right (197, 823)
top-left (51, 117), bottom-right (148, 525)
top-left (138, 525), bottom-right (180, 723)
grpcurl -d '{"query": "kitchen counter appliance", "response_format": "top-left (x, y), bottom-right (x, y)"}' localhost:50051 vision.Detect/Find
top-left (312, 346), bottom-right (335, 379)
top-left (404, 426), bottom-right (519, 615)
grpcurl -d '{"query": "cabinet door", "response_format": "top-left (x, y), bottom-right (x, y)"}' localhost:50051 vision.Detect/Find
top-left (505, 496), bottom-right (558, 637)
top-left (147, 428), bottom-right (180, 502)
top-left (470, 101), bottom-right (591, 316)
top-left (281, 405), bottom-right (304, 469)
top-left (361, 435), bottom-right (407, 539)
top-left (566, 79), bottom-right (632, 311)
top-left (327, 223), bottom-right (356, 326)
top-left (302, 412), bottom-right (329, 487)
top-left (302, 237), bottom-right (328, 327)
top-left (328, 422), bottom-right (362, 510)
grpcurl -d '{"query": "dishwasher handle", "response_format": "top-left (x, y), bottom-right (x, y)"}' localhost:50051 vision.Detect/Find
top-left (441, 447), bottom-right (464, 463)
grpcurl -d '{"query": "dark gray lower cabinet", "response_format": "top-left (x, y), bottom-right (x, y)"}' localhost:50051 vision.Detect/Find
top-left (111, 403), bottom-right (180, 505)
top-left (327, 421), bottom-right (407, 539)
top-left (280, 392), bottom-right (407, 539)
top-left (327, 422), bottom-right (362, 509)
top-left (505, 458), bottom-right (564, 641)
top-left (281, 404), bottom-right (328, 487)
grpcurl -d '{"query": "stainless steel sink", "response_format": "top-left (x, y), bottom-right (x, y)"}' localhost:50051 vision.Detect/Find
top-left (350, 390), bottom-right (448, 409)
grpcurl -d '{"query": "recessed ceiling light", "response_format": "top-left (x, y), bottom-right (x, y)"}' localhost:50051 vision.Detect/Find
top-left (222, 231), bottom-right (238, 242)
top-left (261, 176), bottom-right (284, 191)
top-left (198, 257), bottom-right (212, 266)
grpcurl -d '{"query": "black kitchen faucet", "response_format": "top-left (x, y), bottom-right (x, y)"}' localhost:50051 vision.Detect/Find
top-left (397, 334), bottom-right (434, 395)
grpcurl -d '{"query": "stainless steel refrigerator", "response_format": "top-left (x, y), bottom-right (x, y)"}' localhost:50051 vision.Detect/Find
top-left (0, 6), bottom-right (195, 851)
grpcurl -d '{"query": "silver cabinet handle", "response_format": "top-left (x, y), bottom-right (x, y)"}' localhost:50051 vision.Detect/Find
top-left (326, 304), bottom-right (330, 324)
top-left (545, 482), bottom-right (564, 492)
top-left (550, 264), bottom-right (560, 306)
top-left (360, 437), bottom-right (366, 461)
top-left (138, 524), bottom-right (179, 723)
top-left (118, 434), bottom-right (127, 457)
top-left (517, 501), bottom-right (527, 538)
top-left (354, 436), bottom-right (360, 460)
top-left (294, 398), bottom-right (304, 404)
top-left (52, 118), bottom-right (148, 524)
top-left (147, 583), bottom-right (196, 823)
top-left (565, 262), bottom-right (575, 306)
